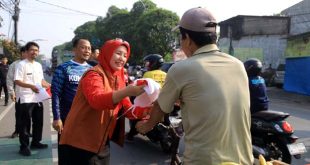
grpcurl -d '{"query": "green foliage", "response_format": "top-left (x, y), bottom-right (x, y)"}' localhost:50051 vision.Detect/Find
top-left (0, 39), bottom-right (20, 63)
top-left (130, 0), bottom-right (157, 16)
top-left (73, 21), bottom-right (102, 48)
top-left (52, 0), bottom-right (180, 65)
top-left (134, 8), bottom-right (178, 59)
top-left (164, 52), bottom-right (173, 62)
top-left (54, 41), bottom-right (71, 51)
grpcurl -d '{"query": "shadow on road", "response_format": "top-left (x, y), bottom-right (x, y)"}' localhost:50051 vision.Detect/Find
top-left (0, 139), bottom-right (53, 164)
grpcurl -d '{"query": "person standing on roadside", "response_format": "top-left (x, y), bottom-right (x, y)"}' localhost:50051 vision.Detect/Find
top-left (0, 56), bottom-right (9, 106)
top-left (7, 46), bottom-right (29, 138)
top-left (59, 38), bottom-right (146, 165)
top-left (51, 38), bottom-right (92, 164)
top-left (87, 47), bottom-right (99, 66)
top-left (136, 7), bottom-right (253, 165)
top-left (14, 41), bottom-right (51, 156)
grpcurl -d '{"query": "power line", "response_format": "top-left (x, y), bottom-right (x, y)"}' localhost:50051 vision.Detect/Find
top-left (33, 0), bottom-right (101, 17)
top-left (21, 7), bottom-right (94, 16)
top-left (0, 0), bottom-right (14, 14)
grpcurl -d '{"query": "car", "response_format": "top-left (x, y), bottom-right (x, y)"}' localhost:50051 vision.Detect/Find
top-left (273, 64), bottom-right (286, 88)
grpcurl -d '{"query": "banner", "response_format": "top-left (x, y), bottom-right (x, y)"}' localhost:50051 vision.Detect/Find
top-left (285, 36), bottom-right (310, 58)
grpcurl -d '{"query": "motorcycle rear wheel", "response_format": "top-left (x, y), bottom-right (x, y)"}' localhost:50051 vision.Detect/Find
top-left (267, 139), bottom-right (291, 164)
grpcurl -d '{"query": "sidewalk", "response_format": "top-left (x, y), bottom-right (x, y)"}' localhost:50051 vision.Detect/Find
top-left (0, 101), bottom-right (54, 165)
top-left (267, 87), bottom-right (310, 108)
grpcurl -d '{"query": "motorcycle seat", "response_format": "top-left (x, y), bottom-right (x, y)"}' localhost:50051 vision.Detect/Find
top-left (251, 110), bottom-right (290, 121)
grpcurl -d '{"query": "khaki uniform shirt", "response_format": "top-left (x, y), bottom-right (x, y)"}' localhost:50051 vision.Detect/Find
top-left (158, 44), bottom-right (253, 165)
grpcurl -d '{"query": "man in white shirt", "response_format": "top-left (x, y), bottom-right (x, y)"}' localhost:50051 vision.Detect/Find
top-left (7, 46), bottom-right (29, 138)
top-left (14, 41), bottom-right (50, 156)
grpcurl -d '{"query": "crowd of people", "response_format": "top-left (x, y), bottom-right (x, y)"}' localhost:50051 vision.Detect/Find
top-left (2, 6), bottom-right (275, 165)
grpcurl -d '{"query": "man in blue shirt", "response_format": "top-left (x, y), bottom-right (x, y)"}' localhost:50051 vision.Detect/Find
top-left (51, 38), bottom-right (92, 164)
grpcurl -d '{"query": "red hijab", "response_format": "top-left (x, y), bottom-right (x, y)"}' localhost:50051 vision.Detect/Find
top-left (98, 39), bottom-right (130, 88)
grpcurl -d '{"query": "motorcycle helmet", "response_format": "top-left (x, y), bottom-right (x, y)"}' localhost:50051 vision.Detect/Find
top-left (244, 58), bottom-right (263, 77)
top-left (143, 54), bottom-right (164, 71)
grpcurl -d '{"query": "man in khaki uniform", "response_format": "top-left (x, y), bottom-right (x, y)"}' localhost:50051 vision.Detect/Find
top-left (136, 7), bottom-right (254, 165)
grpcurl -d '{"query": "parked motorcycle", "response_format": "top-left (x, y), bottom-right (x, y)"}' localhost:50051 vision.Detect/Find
top-left (251, 110), bottom-right (307, 164)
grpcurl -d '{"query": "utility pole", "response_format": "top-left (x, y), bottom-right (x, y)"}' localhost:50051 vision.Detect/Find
top-left (228, 26), bottom-right (234, 56)
top-left (12, 0), bottom-right (20, 45)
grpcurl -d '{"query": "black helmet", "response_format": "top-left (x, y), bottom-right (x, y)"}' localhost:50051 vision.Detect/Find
top-left (244, 58), bottom-right (263, 77)
top-left (143, 54), bottom-right (164, 71)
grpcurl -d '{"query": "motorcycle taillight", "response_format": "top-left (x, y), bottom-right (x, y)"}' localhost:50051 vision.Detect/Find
top-left (282, 121), bottom-right (293, 133)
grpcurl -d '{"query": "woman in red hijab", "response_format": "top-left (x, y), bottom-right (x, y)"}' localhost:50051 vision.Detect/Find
top-left (59, 38), bottom-right (145, 165)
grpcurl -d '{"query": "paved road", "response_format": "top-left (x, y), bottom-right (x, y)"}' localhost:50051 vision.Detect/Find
top-left (0, 100), bottom-right (54, 165)
top-left (0, 87), bottom-right (309, 165)
top-left (268, 87), bottom-right (310, 165)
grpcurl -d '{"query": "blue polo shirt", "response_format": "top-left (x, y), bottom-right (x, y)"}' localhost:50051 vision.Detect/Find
top-left (51, 60), bottom-right (91, 121)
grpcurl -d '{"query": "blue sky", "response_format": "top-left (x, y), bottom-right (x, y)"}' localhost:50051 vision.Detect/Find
top-left (0, 0), bottom-right (303, 58)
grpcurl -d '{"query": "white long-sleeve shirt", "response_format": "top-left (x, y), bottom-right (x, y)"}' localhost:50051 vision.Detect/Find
top-left (6, 59), bottom-right (21, 96)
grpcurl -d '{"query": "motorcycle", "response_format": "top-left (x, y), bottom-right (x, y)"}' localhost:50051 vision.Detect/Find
top-left (140, 105), bottom-right (183, 154)
top-left (167, 114), bottom-right (183, 165)
top-left (251, 110), bottom-right (307, 164)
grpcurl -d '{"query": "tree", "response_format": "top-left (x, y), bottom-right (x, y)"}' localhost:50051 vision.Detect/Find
top-left (130, 0), bottom-right (157, 16)
top-left (0, 39), bottom-right (20, 63)
top-left (73, 21), bottom-right (101, 48)
top-left (134, 8), bottom-right (179, 61)
top-left (51, 0), bottom-right (180, 65)
top-left (96, 6), bottom-right (130, 45)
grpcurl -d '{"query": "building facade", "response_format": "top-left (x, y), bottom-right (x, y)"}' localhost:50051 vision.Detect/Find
top-left (281, 0), bottom-right (310, 95)
top-left (218, 15), bottom-right (290, 69)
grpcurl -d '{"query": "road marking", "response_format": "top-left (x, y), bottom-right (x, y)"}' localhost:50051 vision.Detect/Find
top-left (0, 102), bottom-right (14, 121)
top-left (49, 99), bottom-right (59, 164)
top-left (52, 148), bottom-right (58, 163)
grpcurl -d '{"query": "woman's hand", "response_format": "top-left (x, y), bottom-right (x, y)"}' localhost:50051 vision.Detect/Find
top-left (125, 84), bottom-right (145, 96)
top-left (112, 84), bottom-right (145, 104)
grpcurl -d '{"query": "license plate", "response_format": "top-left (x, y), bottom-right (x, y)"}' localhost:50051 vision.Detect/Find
top-left (287, 143), bottom-right (307, 155)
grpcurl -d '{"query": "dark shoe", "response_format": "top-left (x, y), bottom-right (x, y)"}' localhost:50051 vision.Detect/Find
top-left (19, 148), bottom-right (31, 156)
top-left (30, 142), bottom-right (48, 149)
top-left (4, 103), bottom-right (8, 106)
top-left (11, 132), bottom-right (19, 138)
top-left (125, 133), bottom-right (134, 142)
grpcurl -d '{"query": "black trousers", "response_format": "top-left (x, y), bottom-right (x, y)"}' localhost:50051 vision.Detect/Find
top-left (14, 100), bottom-right (31, 134)
top-left (128, 119), bottom-right (140, 137)
top-left (59, 144), bottom-right (110, 165)
top-left (18, 101), bottom-right (44, 149)
top-left (0, 82), bottom-right (8, 104)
